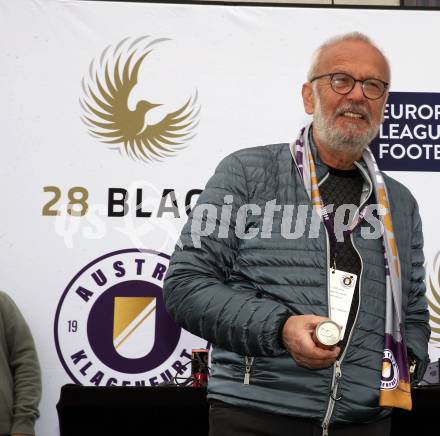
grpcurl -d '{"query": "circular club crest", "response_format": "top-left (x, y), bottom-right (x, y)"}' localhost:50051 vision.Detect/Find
top-left (54, 248), bottom-right (207, 386)
top-left (380, 349), bottom-right (400, 390)
top-left (340, 274), bottom-right (354, 288)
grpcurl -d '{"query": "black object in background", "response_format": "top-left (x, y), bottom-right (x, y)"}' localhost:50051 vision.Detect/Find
top-left (57, 381), bottom-right (440, 436)
top-left (391, 384), bottom-right (440, 435)
top-left (57, 384), bottom-right (209, 436)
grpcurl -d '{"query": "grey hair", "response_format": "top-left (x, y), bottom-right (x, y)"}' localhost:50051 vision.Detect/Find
top-left (307, 32), bottom-right (391, 82)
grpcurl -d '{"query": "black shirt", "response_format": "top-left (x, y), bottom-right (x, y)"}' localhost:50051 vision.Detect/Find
top-left (319, 165), bottom-right (363, 348)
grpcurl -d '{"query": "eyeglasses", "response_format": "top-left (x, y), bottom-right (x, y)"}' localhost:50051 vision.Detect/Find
top-left (310, 72), bottom-right (389, 100)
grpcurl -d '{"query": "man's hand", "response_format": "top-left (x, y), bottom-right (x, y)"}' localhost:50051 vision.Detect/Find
top-left (282, 315), bottom-right (340, 369)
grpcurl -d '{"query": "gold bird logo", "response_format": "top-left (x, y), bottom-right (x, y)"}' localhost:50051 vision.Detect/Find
top-left (427, 252), bottom-right (440, 348)
top-left (80, 36), bottom-right (199, 162)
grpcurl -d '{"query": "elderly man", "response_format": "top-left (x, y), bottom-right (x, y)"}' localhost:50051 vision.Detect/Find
top-left (164, 33), bottom-right (430, 436)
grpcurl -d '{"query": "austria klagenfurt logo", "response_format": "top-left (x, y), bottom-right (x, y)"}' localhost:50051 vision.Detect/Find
top-left (380, 349), bottom-right (399, 390)
top-left (340, 273), bottom-right (354, 288)
top-left (80, 36), bottom-right (199, 163)
top-left (54, 248), bottom-right (207, 386)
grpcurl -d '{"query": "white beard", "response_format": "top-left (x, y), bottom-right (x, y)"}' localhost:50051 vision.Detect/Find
top-left (313, 95), bottom-right (381, 154)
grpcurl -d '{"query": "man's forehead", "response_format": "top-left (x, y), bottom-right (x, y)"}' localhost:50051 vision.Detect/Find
top-left (318, 40), bottom-right (389, 79)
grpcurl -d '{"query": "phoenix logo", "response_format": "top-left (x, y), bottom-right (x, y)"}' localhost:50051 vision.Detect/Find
top-left (427, 252), bottom-right (440, 348)
top-left (80, 36), bottom-right (199, 162)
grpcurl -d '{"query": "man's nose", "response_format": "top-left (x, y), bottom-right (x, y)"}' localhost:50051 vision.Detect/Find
top-left (347, 81), bottom-right (365, 100)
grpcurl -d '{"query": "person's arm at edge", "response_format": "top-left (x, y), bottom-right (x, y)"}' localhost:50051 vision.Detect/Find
top-left (2, 293), bottom-right (41, 436)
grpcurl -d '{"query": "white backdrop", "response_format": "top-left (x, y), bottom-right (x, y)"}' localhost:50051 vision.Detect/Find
top-left (1, 1), bottom-right (439, 435)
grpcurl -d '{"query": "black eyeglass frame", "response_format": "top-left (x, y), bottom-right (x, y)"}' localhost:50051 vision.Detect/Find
top-left (309, 72), bottom-right (389, 100)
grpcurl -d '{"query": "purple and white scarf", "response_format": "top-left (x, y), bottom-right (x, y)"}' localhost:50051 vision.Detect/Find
top-left (290, 124), bottom-right (411, 410)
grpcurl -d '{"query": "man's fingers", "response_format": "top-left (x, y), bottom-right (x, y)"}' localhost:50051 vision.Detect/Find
top-left (293, 357), bottom-right (337, 368)
top-left (296, 360), bottom-right (334, 369)
top-left (307, 346), bottom-right (340, 361)
top-left (294, 332), bottom-right (340, 360)
top-left (282, 315), bottom-right (341, 368)
top-left (296, 352), bottom-right (339, 367)
top-left (296, 357), bottom-right (338, 369)
top-left (294, 343), bottom-right (340, 367)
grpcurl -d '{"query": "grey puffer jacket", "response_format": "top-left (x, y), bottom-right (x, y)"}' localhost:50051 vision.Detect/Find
top-left (164, 142), bottom-right (430, 427)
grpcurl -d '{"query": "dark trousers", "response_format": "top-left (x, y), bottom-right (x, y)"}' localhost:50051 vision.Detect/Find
top-left (209, 400), bottom-right (391, 436)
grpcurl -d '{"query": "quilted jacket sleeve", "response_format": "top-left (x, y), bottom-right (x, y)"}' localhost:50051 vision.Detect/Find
top-left (163, 152), bottom-right (291, 357)
top-left (404, 199), bottom-right (430, 381)
top-left (0, 292), bottom-right (41, 435)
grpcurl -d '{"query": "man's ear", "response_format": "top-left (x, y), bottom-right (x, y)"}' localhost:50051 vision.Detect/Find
top-left (302, 82), bottom-right (314, 115)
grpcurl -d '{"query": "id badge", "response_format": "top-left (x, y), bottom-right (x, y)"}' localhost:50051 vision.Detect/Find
top-left (329, 269), bottom-right (358, 339)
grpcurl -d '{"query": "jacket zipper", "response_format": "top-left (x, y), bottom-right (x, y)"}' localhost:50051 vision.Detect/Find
top-left (321, 164), bottom-right (372, 435)
top-left (321, 360), bottom-right (342, 436)
top-left (321, 237), bottom-right (365, 435)
top-left (318, 172), bottom-right (329, 187)
top-left (321, 227), bottom-right (340, 436)
top-left (243, 356), bottom-right (255, 385)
